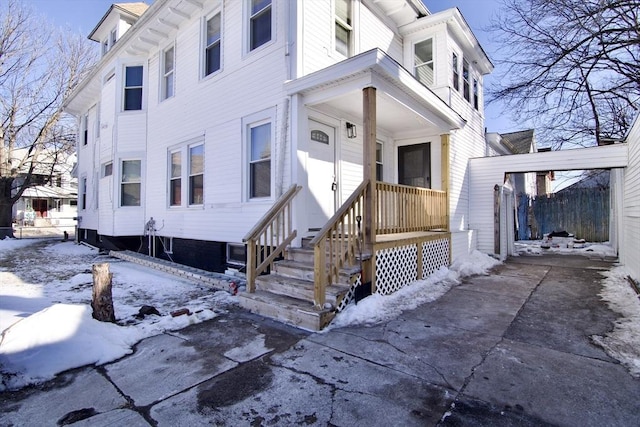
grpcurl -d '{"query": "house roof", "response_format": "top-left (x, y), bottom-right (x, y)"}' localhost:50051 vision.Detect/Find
top-left (88, 2), bottom-right (150, 42)
top-left (500, 129), bottom-right (535, 155)
top-left (21, 185), bottom-right (76, 199)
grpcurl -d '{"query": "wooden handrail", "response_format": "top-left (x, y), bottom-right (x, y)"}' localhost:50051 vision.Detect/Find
top-left (311, 180), bottom-right (369, 308)
top-left (243, 184), bottom-right (302, 292)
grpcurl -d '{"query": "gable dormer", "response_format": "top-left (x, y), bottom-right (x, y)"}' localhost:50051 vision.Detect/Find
top-left (88, 2), bottom-right (149, 56)
top-left (400, 7), bottom-right (493, 112)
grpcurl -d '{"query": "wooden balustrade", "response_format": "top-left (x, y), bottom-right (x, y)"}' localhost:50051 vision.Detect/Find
top-left (376, 182), bottom-right (448, 234)
top-left (310, 180), bottom-right (368, 308)
top-left (243, 184), bottom-right (302, 292)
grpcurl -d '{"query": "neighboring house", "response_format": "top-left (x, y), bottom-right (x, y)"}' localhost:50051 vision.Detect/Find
top-left (11, 149), bottom-right (78, 228)
top-left (485, 129), bottom-right (538, 196)
top-left (64, 0), bottom-right (493, 329)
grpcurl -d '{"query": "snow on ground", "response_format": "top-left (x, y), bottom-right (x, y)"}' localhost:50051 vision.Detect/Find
top-left (328, 250), bottom-right (501, 329)
top-left (0, 238), bottom-right (235, 391)
top-left (515, 239), bottom-right (617, 258)
top-left (592, 267), bottom-right (640, 377)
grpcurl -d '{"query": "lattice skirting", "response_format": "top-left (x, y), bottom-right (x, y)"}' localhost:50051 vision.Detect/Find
top-left (336, 236), bottom-right (450, 309)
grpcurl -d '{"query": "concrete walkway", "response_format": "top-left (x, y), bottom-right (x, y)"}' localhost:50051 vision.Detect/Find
top-left (2, 254), bottom-right (639, 426)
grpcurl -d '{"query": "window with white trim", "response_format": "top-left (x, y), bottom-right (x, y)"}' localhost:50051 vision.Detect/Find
top-left (81, 114), bottom-right (88, 145)
top-left (335, 0), bottom-right (352, 56)
top-left (189, 145), bottom-right (204, 205)
top-left (376, 141), bottom-right (383, 181)
top-left (168, 140), bottom-right (204, 207)
top-left (162, 45), bottom-right (175, 100)
top-left (80, 177), bottom-right (87, 210)
top-left (204, 13), bottom-right (221, 76)
top-left (102, 162), bottom-right (113, 178)
top-left (462, 59), bottom-right (470, 102)
top-left (452, 52), bottom-right (460, 91)
top-left (473, 78), bottom-right (479, 110)
top-left (169, 150), bottom-right (181, 206)
top-left (121, 159), bottom-right (141, 206)
top-left (123, 65), bottom-right (143, 111)
top-left (414, 38), bottom-right (434, 87)
top-left (249, 0), bottom-right (271, 51)
top-left (249, 121), bottom-right (271, 198)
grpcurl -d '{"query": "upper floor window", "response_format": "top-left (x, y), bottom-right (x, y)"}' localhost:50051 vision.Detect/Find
top-left (249, 122), bottom-right (271, 198)
top-left (162, 46), bottom-right (175, 100)
top-left (473, 78), bottom-right (479, 110)
top-left (462, 59), bottom-right (470, 102)
top-left (121, 159), bottom-right (141, 206)
top-left (80, 177), bottom-right (87, 210)
top-left (452, 52), bottom-right (460, 91)
top-left (205, 13), bottom-right (221, 76)
top-left (249, 0), bottom-right (271, 51)
top-left (335, 0), bottom-right (352, 56)
top-left (81, 114), bottom-right (88, 145)
top-left (414, 38), bottom-right (434, 87)
top-left (102, 27), bottom-right (118, 56)
top-left (124, 65), bottom-right (143, 111)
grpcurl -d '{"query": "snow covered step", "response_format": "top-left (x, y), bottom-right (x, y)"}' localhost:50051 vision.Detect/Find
top-left (237, 290), bottom-right (335, 331)
top-left (255, 274), bottom-right (350, 307)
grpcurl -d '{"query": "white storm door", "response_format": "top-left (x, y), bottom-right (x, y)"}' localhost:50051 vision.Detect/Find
top-left (308, 120), bottom-right (337, 229)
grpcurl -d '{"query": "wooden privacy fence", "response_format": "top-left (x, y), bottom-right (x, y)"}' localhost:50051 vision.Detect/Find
top-left (527, 187), bottom-right (610, 242)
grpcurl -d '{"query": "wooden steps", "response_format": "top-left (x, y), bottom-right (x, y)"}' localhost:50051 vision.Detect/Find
top-left (237, 239), bottom-right (359, 331)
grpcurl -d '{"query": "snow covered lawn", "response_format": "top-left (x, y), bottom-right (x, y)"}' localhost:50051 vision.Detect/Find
top-left (0, 238), bottom-right (234, 391)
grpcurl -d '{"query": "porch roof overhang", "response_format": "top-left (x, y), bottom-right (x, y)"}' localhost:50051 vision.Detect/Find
top-left (21, 186), bottom-right (76, 199)
top-left (284, 49), bottom-right (466, 136)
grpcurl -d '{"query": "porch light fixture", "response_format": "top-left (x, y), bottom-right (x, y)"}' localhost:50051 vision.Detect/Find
top-left (346, 122), bottom-right (357, 139)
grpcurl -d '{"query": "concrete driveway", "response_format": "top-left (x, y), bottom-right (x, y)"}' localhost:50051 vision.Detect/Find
top-left (1, 254), bottom-right (638, 426)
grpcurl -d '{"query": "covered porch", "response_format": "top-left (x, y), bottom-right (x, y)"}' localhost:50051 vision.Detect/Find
top-left (242, 49), bottom-right (465, 329)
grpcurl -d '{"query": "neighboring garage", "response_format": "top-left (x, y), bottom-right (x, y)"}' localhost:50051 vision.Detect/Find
top-left (468, 139), bottom-right (637, 281)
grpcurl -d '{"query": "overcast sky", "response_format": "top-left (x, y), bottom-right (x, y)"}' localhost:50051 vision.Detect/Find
top-left (25, 0), bottom-right (516, 132)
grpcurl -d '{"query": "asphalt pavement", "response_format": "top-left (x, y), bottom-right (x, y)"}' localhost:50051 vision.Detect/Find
top-left (1, 253), bottom-right (639, 426)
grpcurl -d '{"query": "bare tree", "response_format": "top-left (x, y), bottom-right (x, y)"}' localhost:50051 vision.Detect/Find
top-left (488, 0), bottom-right (640, 148)
top-left (0, 0), bottom-right (95, 238)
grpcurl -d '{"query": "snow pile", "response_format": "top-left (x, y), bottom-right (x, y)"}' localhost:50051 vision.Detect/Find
top-left (0, 239), bottom-right (235, 391)
top-left (515, 240), bottom-right (617, 257)
top-left (330, 250), bottom-right (501, 329)
top-left (0, 237), bottom-right (40, 259)
top-left (591, 267), bottom-right (640, 377)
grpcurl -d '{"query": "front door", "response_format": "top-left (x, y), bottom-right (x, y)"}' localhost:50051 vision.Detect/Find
top-left (398, 143), bottom-right (431, 188)
top-left (308, 120), bottom-right (336, 230)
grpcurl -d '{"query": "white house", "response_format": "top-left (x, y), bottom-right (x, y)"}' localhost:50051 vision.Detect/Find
top-left (64, 0), bottom-right (493, 329)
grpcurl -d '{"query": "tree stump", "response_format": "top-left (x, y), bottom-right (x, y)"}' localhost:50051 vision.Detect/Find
top-left (91, 263), bottom-right (115, 322)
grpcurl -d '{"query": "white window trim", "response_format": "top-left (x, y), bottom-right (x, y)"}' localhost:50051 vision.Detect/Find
top-left (413, 37), bottom-right (435, 87)
top-left (118, 157), bottom-right (144, 208)
top-left (334, 0), bottom-right (353, 57)
top-left (161, 43), bottom-right (175, 101)
top-left (243, 108), bottom-right (276, 202)
top-left (244, 0), bottom-right (275, 55)
top-left (202, 9), bottom-right (223, 79)
top-left (121, 64), bottom-right (145, 112)
top-left (167, 136), bottom-right (205, 209)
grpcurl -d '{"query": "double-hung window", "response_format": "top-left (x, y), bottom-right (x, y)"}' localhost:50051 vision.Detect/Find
top-left (462, 59), bottom-right (470, 102)
top-left (249, 122), bottom-right (271, 198)
top-left (414, 38), bottom-right (434, 87)
top-left (81, 114), bottom-right (88, 145)
top-left (249, 0), bottom-right (271, 51)
top-left (376, 142), bottom-right (383, 181)
top-left (124, 65), bottom-right (143, 111)
top-left (162, 46), bottom-right (175, 100)
top-left (121, 160), bottom-right (141, 206)
top-left (168, 141), bottom-right (204, 207)
top-left (452, 53), bottom-right (460, 91)
top-left (189, 145), bottom-right (204, 205)
top-left (169, 151), bottom-right (181, 206)
top-left (335, 0), bottom-right (352, 56)
top-left (205, 14), bottom-right (221, 76)
top-left (473, 78), bottom-right (479, 110)
top-left (81, 177), bottom-right (87, 210)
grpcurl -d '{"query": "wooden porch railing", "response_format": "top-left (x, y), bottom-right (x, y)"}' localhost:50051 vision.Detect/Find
top-left (376, 182), bottom-right (448, 234)
top-left (310, 180), bottom-right (368, 308)
top-left (243, 184), bottom-right (302, 292)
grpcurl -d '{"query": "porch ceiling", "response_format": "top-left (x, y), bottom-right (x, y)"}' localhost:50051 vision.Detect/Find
top-left (285, 49), bottom-right (466, 137)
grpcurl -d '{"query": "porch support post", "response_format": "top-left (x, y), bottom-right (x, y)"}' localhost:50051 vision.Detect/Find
top-left (440, 134), bottom-right (450, 232)
top-left (363, 87), bottom-right (377, 248)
